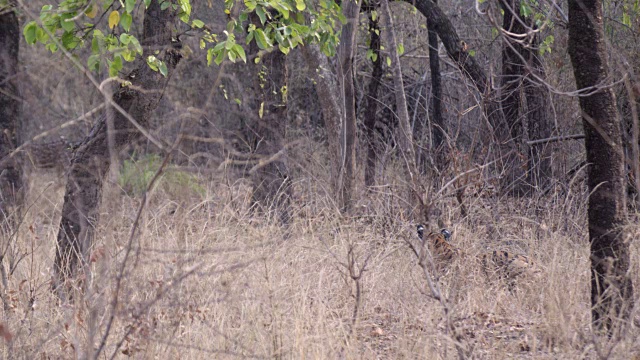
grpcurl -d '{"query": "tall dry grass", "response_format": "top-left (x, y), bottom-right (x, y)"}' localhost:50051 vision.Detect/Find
top-left (2, 147), bottom-right (639, 359)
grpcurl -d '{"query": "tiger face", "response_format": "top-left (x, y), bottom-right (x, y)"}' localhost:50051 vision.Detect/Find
top-left (417, 225), bottom-right (459, 266)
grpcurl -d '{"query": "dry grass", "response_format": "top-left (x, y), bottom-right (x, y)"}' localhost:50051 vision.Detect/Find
top-left (1, 162), bottom-right (640, 360)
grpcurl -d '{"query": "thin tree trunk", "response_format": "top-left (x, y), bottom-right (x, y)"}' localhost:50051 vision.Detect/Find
top-left (427, 0), bottom-right (446, 171)
top-left (364, 6), bottom-right (383, 188)
top-left (380, 0), bottom-right (428, 222)
top-left (500, 0), bottom-right (525, 143)
top-left (524, 46), bottom-right (552, 190)
top-left (336, 0), bottom-right (362, 212)
top-left (499, 0), bottom-right (528, 195)
top-left (500, 0), bottom-right (552, 193)
top-left (568, 0), bottom-right (634, 334)
top-left (0, 3), bottom-right (23, 234)
top-left (54, 2), bottom-right (182, 291)
top-left (403, 0), bottom-right (515, 194)
top-left (249, 25), bottom-right (291, 225)
top-left (301, 45), bottom-right (342, 195)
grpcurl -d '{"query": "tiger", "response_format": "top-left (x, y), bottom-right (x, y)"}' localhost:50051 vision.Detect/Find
top-left (416, 225), bottom-right (539, 288)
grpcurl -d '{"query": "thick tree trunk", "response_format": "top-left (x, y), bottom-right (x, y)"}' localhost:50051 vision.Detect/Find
top-left (249, 40), bottom-right (291, 225)
top-left (381, 0), bottom-right (428, 222)
top-left (364, 7), bottom-right (383, 188)
top-left (568, 0), bottom-right (634, 334)
top-left (54, 2), bottom-right (181, 289)
top-left (336, 0), bottom-right (362, 212)
top-left (426, 0), bottom-right (447, 171)
top-left (0, 4), bottom-right (23, 234)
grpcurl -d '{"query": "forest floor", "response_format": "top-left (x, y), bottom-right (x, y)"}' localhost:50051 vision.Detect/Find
top-left (2, 166), bottom-right (640, 359)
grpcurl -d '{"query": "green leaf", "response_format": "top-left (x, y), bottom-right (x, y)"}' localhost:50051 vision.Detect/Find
top-left (232, 44), bottom-right (246, 63)
top-left (228, 49), bottom-right (237, 62)
top-left (207, 48), bottom-right (214, 66)
top-left (121, 13), bottom-right (132, 31)
top-left (147, 55), bottom-right (159, 71)
top-left (254, 28), bottom-right (271, 49)
top-left (120, 33), bottom-right (131, 45)
top-left (214, 49), bottom-right (225, 65)
top-left (144, 0), bottom-right (152, 8)
top-left (125, 0), bottom-right (136, 13)
top-left (397, 43), bottom-right (404, 56)
top-left (61, 32), bottom-right (80, 50)
top-left (295, 0), bottom-right (306, 11)
top-left (256, 6), bottom-right (267, 24)
top-left (279, 43), bottom-right (290, 54)
top-left (108, 55), bottom-right (123, 77)
top-left (623, 12), bottom-right (631, 27)
top-left (46, 43), bottom-right (58, 53)
top-left (60, 14), bottom-right (75, 32)
top-left (23, 21), bottom-right (37, 45)
top-left (88, 54), bottom-right (101, 71)
top-left (129, 36), bottom-right (142, 54)
top-left (159, 62), bottom-right (168, 76)
top-left (160, 1), bottom-right (171, 10)
top-left (386, 57), bottom-right (391, 67)
top-left (192, 19), bottom-right (204, 28)
top-left (122, 50), bottom-right (136, 61)
top-left (258, 101), bottom-right (264, 119)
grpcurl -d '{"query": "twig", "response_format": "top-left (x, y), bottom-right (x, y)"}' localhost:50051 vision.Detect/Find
top-left (94, 135), bottom-right (182, 359)
top-left (527, 133), bottom-right (585, 146)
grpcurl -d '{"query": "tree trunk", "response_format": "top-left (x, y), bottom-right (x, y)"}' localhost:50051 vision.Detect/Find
top-left (0, 3), bottom-right (23, 234)
top-left (54, 2), bottom-right (182, 290)
top-left (523, 45), bottom-right (552, 190)
top-left (336, 0), bottom-right (362, 212)
top-left (364, 6), bottom-right (383, 188)
top-left (499, 0), bottom-right (528, 195)
top-left (500, 0), bottom-right (552, 193)
top-left (500, 0), bottom-right (525, 143)
top-left (403, 0), bottom-right (515, 194)
top-left (568, 0), bottom-right (634, 334)
top-left (249, 31), bottom-right (291, 225)
top-left (427, 0), bottom-right (446, 172)
top-left (381, 0), bottom-right (428, 222)
top-left (301, 45), bottom-right (342, 196)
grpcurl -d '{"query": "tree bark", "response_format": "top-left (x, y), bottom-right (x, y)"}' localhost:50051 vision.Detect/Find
top-left (249, 32), bottom-right (291, 225)
top-left (403, 0), bottom-right (515, 193)
top-left (364, 6), bottom-right (383, 188)
top-left (0, 3), bottom-right (23, 234)
top-left (426, 0), bottom-right (446, 171)
top-left (381, 0), bottom-right (428, 222)
top-left (54, 2), bottom-right (182, 290)
top-left (500, 0), bottom-right (525, 143)
top-left (568, 0), bottom-right (634, 334)
top-left (336, 0), bottom-right (362, 212)
top-left (523, 45), bottom-right (552, 190)
top-left (500, 0), bottom-right (552, 193)
top-left (301, 45), bottom-right (342, 196)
